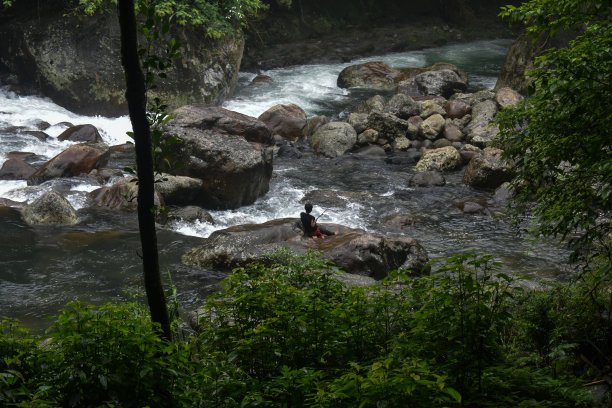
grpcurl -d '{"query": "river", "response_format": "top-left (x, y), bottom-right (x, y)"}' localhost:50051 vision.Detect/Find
top-left (0, 39), bottom-right (572, 329)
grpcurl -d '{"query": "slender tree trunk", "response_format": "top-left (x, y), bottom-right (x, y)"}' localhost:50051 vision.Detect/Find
top-left (117, 0), bottom-right (172, 341)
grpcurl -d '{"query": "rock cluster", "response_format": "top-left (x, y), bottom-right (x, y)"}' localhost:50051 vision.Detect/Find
top-left (262, 61), bottom-right (521, 192)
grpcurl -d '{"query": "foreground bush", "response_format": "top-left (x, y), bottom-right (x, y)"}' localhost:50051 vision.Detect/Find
top-left (0, 250), bottom-right (600, 407)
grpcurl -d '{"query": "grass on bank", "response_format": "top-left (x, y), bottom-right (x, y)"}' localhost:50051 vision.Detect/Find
top-left (1, 249), bottom-right (609, 407)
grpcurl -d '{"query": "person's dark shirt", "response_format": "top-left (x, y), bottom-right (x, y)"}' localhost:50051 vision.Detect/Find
top-left (300, 212), bottom-right (316, 234)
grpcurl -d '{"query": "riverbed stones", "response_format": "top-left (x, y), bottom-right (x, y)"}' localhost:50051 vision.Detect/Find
top-left (383, 94), bottom-right (421, 119)
top-left (415, 69), bottom-right (467, 98)
top-left (27, 142), bottom-right (110, 185)
top-left (347, 113), bottom-right (370, 134)
top-left (445, 99), bottom-right (471, 119)
top-left (181, 218), bottom-right (430, 279)
top-left (414, 146), bottom-right (462, 172)
top-left (463, 147), bottom-right (515, 189)
top-left (419, 114), bottom-right (445, 139)
top-left (367, 111), bottom-right (412, 140)
top-left (419, 100), bottom-right (446, 118)
top-left (258, 103), bottom-right (307, 141)
top-left (337, 61), bottom-right (398, 91)
top-left (443, 123), bottom-right (464, 142)
top-left (57, 124), bottom-right (103, 143)
top-left (310, 122), bottom-right (357, 158)
top-left (495, 87), bottom-right (524, 108)
top-left (355, 95), bottom-right (387, 114)
top-left (166, 205), bottom-right (214, 224)
top-left (21, 190), bottom-right (78, 225)
top-left (163, 105), bottom-right (274, 210)
top-left (302, 115), bottom-right (330, 139)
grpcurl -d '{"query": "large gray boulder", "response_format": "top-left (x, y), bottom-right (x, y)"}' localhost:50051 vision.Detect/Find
top-left (415, 69), bottom-right (467, 98)
top-left (164, 105), bottom-right (274, 210)
top-left (28, 142), bottom-right (110, 185)
top-left (22, 190), bottom-right (78, 225)
top-left (258, 103), bottom-right (307, 140)
top-left (0, 9), bottom-right (244, 116)
top-left (337, 61), bottom-right (398, 91)
top-left (182, 218), bottom-right (430, 279)
top-left (463, 147), bottom-right (515, 189)
top-left (57, 124), bottom-right (103, 143)
top-left (310, 122), bottom-right (357, 158)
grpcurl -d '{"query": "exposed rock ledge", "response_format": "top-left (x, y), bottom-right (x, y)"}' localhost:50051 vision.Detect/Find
top-left (182, 218), bottom-right (430, 280)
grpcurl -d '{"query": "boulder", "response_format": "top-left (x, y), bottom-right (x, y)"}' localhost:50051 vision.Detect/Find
top-left (57, 124), bottom-right (103, 143)
top-left (381, 213), bottom-right (415, 230)
top-left (250, 74), bottom-right (273, 85)
top-left (21, 190), bottom-right (78, 225)
top-left (495, 87), bottom-right (524, 108)
top-left (0, 158), bottom-right (37, 180)
top-left (86, 168), bottom-right (123, 184)
top-left (419, 114), bottom-right (445, 140)
top-left (409, 170), bottom-right (446, 187)
top-left (420, 99), bottom-right (445, 118)
top-left (28, 142), bottom-right (110, 185)
top-left (443, 123), bottom-right (464, 142)
top-left (310, 122), bottom-right (357, 158)
top-left (302, 115), bottom-right (330, 139)
top-left (23, 131), bottom-right (49, 141)
top-left (392, 136), bottom-right (412, 151)
top-left (452, 90), bottom-right (496, 106)
top-left (415, 69), bottom-right (467, 98)
top-left (469, 124), bottom-right (500, 148)
top-left (357, 129), bottom-right (379, 145)
top-left (337, 61), bottom-right (398, 91)
top-left (495, 31), bottom-right (576, 95)
top-left (181, 218), bottom-right (430, 279)
top-left (459, 144), bottom-right (482, 164)
top-left (367, 111), bottom-right (414, 140)
top-left (465, 99), bottom-right (499, 146)
top-left (347, 113), bottom-right (370, 134)
top-left (433, 138), bottom-right (451, 149)
top-left (383, 94), bottom-right (421, 119)
top-left (154, 175), bottom-right (205, 206)
top-left (258, 103), bottom-right (307, 141)
top-left (463, 147), bottom-right (515, 189)
top-left (454, 199), bottom-right (490, 215)
top-left (445, 99), bottom-right (471, 119)
top-left (414, 146), bottom-right (462, 172)
top-left (166, 206), bottom-right (214, 224)
top-left (164, 105), bottom-right (274, 210)
top-left (355, 95), bottom-right (387, 114)
top-left (87, 177), bottom-right (164, 211)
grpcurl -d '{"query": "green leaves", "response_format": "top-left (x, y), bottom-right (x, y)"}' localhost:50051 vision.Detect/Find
top-left (495, 1), bottom-right (611, 275)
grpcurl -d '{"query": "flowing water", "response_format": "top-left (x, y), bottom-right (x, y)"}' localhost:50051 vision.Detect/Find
top-left (0, 39), bottom-right (573, 329)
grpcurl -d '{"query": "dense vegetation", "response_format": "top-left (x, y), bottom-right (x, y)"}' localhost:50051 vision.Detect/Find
top-left (495, 0), bottom-right (611, 293)
top-left (1, 250), bottom-right (607, 407)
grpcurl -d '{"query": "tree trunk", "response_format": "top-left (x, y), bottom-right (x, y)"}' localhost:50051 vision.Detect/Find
top-left (117, 0), bottom-right (172, 341)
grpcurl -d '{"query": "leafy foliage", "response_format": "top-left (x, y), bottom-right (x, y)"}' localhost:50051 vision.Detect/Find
top-left (495, 1), bottom-right (611, 272)
top-left (0, 251), bottom-right (598, 407)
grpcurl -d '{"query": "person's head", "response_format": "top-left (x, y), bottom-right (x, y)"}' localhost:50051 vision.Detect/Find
top-left (305, 202), bottom-right (313, 213)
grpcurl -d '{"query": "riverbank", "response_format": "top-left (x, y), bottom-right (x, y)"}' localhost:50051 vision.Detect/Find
top-left (242, 19), bottom-right (519, 71)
